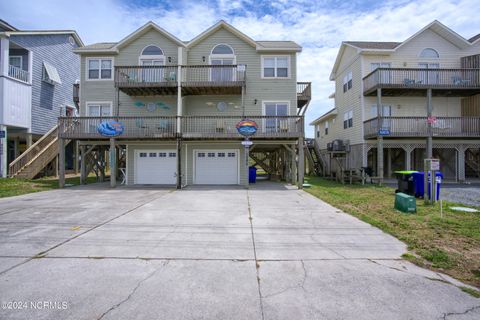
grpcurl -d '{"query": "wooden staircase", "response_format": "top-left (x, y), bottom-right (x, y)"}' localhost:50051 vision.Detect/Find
top-left (465, 148), bottom-right (480, 178)
top-left (9, 125), bottom-right (69, 179)
top-left (304, 139), bottom-right (326, 176)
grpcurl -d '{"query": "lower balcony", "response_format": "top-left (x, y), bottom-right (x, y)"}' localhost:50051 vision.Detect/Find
top-left (58, 116), bottom-right (303, 140)
top-left (364, 116), bottom-right (480, 139)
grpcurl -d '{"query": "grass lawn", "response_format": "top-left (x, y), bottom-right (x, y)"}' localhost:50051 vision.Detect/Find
top-left (0, 175), bottom-right (99, 198)
top-left (304, 176), bottom-right (480, 288)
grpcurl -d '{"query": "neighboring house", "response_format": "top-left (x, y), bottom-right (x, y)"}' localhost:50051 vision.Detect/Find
top-left (0, 19), bottom-right (83, 177)
top-left (311, 21), bottom-right (480, 182)
top-left (58, 21), bottom-right (311, 187)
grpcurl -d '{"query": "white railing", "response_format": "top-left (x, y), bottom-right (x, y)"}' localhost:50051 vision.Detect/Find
top-left (8, 65), bottom-right (29, 83)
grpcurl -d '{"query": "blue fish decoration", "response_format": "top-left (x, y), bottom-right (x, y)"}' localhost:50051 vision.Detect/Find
top-left (97, 121), bottom-right (124, 137)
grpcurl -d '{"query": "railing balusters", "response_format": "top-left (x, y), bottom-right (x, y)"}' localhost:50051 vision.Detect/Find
top-left (364, 116), bottom-right (480, 138)
top-left (8, 65), bottom-right (29, 83)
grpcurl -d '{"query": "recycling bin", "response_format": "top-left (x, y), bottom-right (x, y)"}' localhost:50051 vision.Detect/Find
top-left (412, 172), bottom-right (443, 200)
top-left (394, 170), bottom-right (418, 195)
top-left (249, 166), bottom-right (257, 183)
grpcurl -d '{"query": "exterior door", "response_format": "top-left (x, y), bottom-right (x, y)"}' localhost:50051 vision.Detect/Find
top-left (211, 58), bottom-right (234, 82)
top-left (141, 59), bottom-right (164, 82)
top-left (418, 63), bottom-right (439, 84)
top-left (194, 150), bottom-right (238, 184)
top-left (135, 150), bottom-right (176, 184)
top-left (265, 102), bottom-right (288, 132)
top-left (87, 104), bottom-right (111, 133)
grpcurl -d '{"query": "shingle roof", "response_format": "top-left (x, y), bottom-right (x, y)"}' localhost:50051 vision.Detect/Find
top-left (256, 41), bottom-right (302, 49)
top-left (344, 41), bottom-right (401, 50)
top-left (75, 42), bottom-right (117, 50)
top-left (468, 33), bottom-right (480, 43)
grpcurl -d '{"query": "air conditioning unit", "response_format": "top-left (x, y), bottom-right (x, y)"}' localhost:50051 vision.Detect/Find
top-left (332, 139), bottom-right (345, 151)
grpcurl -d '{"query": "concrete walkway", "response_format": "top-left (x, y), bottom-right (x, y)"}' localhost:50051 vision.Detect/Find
top-left (0, 182), bottom-right (478, 319)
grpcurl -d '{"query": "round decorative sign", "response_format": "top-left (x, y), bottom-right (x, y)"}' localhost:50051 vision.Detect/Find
top-left (97, 120), bottom-right (124, 137)
top-left (146, 102), bottom-right (157, 112)
top-left (217, 101), bottom-right (227, 112)
top-left (236, 119), bottom-right (258, 137)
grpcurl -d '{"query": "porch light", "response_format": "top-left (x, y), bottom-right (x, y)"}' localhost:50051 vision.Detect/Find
top-left (202, 56), bottom-right (206, 62)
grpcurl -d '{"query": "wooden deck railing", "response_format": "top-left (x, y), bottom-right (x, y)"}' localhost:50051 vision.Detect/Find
top-left (182, 116), bottom-right (303, 138)
top-left (181, 65), bottom-right (246, 86)
top-left (58, 116), bottom-right (303, 139)
top-left (58, 117), bottom-right (177, 139)
top-left (8, 65), bottom-right (29, 83)
top-left (364, 116), bottom-right (480, 138)
top-left (115, 65), bottom-right (246, 88)
top-left (297, 82), bottom-right (311, 100)
top-left (115, 66), bottom-right (178, 88)
top-left (363, 68), bottom-right (480, 94)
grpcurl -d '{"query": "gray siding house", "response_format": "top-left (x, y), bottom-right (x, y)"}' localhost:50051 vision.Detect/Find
top-left (0, 19), bottom-right (83, 177)
top-left (58, 21), bottom-right (311, 188)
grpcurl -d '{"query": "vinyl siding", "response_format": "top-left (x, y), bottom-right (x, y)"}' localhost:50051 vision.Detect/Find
top-left (11, 34), bottom-right (80, 135)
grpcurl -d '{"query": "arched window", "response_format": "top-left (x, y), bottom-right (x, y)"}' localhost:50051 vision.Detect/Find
top-left (141, 45), bottom-right (164, 56)
top-left (420, 48), bottom-right (439, 58)
top-left (211, 44), bottom-right (234, 55)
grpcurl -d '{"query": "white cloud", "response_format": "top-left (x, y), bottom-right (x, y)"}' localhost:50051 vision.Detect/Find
top-left (2, 0), bottom-right (478, 137)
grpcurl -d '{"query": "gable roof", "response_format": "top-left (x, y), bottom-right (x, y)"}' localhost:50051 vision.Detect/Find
top-left (114, 21), bottom-right (185, 49)
top-left (344, 41), bottom-right (401, 50)
top-left (469, 33), bottom-right (480, 43)
top-left (310, 108), bottom-right (337, 125)
top-left (187, 20), bottom-right (257, 49)
top-left (2, 30), bottom-right (84, 46)
top-left (256, 41), bottom-right (302, 52)
top-left (0, 19), bottom-right (17, 31)
top-left (330, 20), bottom-right (477, 80)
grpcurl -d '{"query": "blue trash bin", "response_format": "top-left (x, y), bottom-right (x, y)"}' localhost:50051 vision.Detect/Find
top-left (412, 172), bottom-right (443, 200)
top-left (249, 166), bottom-right (257, 183)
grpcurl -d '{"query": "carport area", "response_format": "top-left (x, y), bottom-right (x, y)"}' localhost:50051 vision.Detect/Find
top-left (0, 182), bottom-right (478, 319)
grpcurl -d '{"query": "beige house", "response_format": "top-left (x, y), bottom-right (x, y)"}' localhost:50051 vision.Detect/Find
top-left (53, 21), bottom-right (310, 187)
top-left (311, 21), bottom-right (480, 182)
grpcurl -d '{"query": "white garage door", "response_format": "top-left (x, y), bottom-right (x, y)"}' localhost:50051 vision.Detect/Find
top-left (194, 150), bottom-right (239, 185)
top-left (135, 150), bottom-right (176, 184)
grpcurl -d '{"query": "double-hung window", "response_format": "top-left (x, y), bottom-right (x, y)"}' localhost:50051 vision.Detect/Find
top-left (343, 110), bottom-right (353, 129)
top-left (87, 58), bottom-right (113, 80)
top-left (262, 56), bottom-right (290, 78)
top-left (343, 71), bottom-right (352, 92)
top-left (87, 102), bottom-right (112, 133)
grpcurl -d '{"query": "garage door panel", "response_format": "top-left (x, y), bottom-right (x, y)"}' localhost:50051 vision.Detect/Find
top-left (195, 150), bottom-right (238, 185)
top-left (135, 150), bottom-right (176, 184)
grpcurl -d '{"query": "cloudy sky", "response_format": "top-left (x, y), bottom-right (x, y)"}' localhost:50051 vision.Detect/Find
top-left (2, 0), bottom-right (479, 137)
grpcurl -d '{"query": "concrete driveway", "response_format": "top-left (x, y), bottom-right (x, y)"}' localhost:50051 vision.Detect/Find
top-left (0, 182), bottom-right (478, 320)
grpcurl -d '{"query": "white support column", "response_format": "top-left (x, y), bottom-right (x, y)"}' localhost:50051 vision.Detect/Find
top-left (177, 47), bottom-right (183, 134)
top-left (0, 125), bottom-right (7, 178)
top-left (110, 138), bottom-right (116, 188)
top-left (426, 88), bottom-right (433, 159)
top-left (0, 37), bottom-right (9, 77)
top-left (27, 49), bottom-right (33, 84)
top-left (386, 147), bottom-right (392, 178)
top-left (404, 146), bottom-right (412, 171)
top-left (376, 88), bottom-right (384, 184)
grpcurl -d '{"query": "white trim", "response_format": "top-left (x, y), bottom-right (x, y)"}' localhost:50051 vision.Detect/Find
top-left (85, 101), bottom-right (113, 116)
top-left (192, 148), bottom-right (240, 185)
top-left (185, 143), bottom-right (188, 186)
top-left (418, 48), bottom-right (440, 58)
top-left (260, 55), bottom-right (291, 79)
top-left (140, 44), bottom-right (165, 56)
top-left (85, 57), bottom-right (114, 81)
top-left (262, 100), bottom-right (291, 133)
top-left (210, 43), bottom-right (235, 55)
top-left (8, 55), bottom-right (22, 68)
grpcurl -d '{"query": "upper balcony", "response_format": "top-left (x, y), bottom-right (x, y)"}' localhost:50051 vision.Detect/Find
top-left (363, 68), bottom-right (480, 97)
top-left (58, 115), bottom-right (303, 140)
top-left (114, 65), bottom-right (246, 96)
top-left (297, 82), bottom-right (311, 109)
top-left (363, 116), bottom-right (480, 139)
